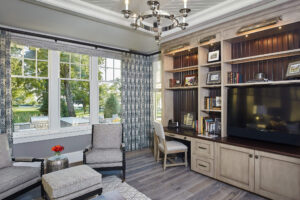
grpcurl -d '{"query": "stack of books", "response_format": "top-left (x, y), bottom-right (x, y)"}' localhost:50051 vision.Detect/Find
top-left (200, 117), bottom-right (221, 135)
top-left (227, 72), bottom-right (243, 84)
top-left (204, 96), bottom-right (221, 110)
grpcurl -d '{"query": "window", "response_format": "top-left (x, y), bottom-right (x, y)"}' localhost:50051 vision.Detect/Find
top-left (11, 43), bottom-right (49, 131)
top-left (98, 57), bottom-right (121, 123)
top-left (60, 52), bottom-right (90, 127)
top-left (153, 60), bottom-right (162, 121)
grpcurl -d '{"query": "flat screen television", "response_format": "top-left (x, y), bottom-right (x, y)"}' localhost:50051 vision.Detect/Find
top-left (227, 85), bottom-right (300, 147)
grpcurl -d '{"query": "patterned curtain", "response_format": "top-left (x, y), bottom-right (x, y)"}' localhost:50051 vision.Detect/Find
top-left (0, 31), bottom-right (12, 146)
top-left (121, 53), bottom-right (153, 151)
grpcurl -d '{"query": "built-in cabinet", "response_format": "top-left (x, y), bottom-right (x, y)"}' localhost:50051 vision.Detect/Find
top-left (191, 138), bottom-right (215, 178)
top-left (254, 151), bottom-right (300, 200)
top-left (215, 143), bottom-right (300, 200)
top-left (215, 143), bottom-right (255, 192)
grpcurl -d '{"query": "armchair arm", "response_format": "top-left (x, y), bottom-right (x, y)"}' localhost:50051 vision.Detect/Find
top-left (12, 157), bottom-right (44, 176)
top-left (12, 157), bottom-right (35, 162)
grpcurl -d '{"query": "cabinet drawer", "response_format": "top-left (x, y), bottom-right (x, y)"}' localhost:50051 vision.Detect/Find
top-left (191, 139), bottom-right (214, 159)
top-left (191, 156), bottom-right (214, 178)
top-left (165, 132), bottom-right (190, 141)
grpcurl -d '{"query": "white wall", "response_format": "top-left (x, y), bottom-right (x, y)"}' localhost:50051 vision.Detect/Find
top-left (0, 0), bottom-right (158, 53)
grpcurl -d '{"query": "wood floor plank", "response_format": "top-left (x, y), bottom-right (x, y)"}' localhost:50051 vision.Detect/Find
top-left (126, 149), bottom-right (267, 200)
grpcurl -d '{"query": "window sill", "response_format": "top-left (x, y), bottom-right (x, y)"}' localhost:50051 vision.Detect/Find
top-left (13, 126), bottom-right (92, 144)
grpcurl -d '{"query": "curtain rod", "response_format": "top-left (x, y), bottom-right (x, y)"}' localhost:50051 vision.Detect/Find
top-left (0, 26), bottom-right (161, 57)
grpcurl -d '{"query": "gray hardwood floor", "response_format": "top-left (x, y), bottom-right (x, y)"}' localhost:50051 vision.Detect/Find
top-left (126, 149), bottom-right (267, 200)
top-left (17, 149), bottom-right (267, 200)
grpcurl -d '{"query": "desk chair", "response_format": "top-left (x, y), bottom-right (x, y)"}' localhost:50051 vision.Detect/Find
top-left (153, 121), bottom-right (188, 171)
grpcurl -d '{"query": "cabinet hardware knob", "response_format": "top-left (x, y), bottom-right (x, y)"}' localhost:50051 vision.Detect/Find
top-left (184, 137), bottom-right (186, 139)
top-left (255, 155), bottom-right (259, 159)
top-left (249, 154), bottom-right (253, 158)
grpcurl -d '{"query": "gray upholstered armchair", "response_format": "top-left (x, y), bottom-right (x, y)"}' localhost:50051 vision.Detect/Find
top-left (83, 124), bottom-right (126, 181)
top-left (0, 134), bottom-right (44, 200)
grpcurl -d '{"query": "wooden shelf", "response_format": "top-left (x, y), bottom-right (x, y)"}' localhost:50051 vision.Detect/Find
top-left (165, 86), bottom-right (198, 90)
top-left (225, 49), bottom-right (300, 64)
top-left (165, 65), bottom-right (198, 73)
top-left (201, 109), bottom-right (222, 113)
top-left (200, 62), bottom-right (221, 68)
top-left (201, 84), bottom-right (221, 88)
top-left (225, 80), bottom-right (300, 87)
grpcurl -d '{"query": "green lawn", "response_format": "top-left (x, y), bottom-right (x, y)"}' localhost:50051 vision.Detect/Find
top-left (13, 106), bottom-right (41, 123)
top-left (13, 106), bottom-right (90, 123)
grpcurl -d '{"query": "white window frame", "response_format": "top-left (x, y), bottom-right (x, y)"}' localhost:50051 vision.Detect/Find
top-left (12, 48), bottom-right (103, 143)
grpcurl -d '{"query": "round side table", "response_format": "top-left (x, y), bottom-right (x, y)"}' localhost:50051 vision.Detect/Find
top-left (46, 155), bottom-right (69, 173)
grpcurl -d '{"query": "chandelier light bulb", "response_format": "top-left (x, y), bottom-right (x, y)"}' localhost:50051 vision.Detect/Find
top-left (125, 0), bottom-right (129, 10)
top-left (184, 0), bottom-right (187, 9)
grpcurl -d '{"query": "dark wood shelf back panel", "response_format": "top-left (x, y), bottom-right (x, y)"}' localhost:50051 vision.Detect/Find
top-left (173, 47), bottom-right (198, 69)
top-left (232, 55), bottom-right (300, 82)
top-left (231, 29), bottom-right (300, 59)
top-left (173, 89), bottom-right (198, 124)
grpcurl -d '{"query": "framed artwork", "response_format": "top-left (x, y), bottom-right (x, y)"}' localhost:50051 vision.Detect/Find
top-left (286, 61), bottom-right (300, 79)
top-left (181, 112), bottom-right (195, 129)
top-left (206, 71), bottom-right (221, 85)
top-left (208, 50), bottom-right (220, 63)
top-left (184, 74), bottom-right (198, 86)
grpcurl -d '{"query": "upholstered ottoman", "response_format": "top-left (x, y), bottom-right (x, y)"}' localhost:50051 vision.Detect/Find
top-left (42, 165), bottom-right (102, 200)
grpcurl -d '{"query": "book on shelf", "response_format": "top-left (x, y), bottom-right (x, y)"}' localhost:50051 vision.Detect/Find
top-left (227, 72), bottom-right (243, 84)
top-left (204, 96), bottom-right (221, 110)
top-left (200, 117), bottom-right (221, 135)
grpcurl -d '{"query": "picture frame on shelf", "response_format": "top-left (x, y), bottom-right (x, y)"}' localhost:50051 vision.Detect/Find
top-left (184, 74), bottom-right (198, 86)
top-left (181, 112), bottom-right (196, 129)
top-left (206, 71), bottom-right (221, 85)
top-left (207, 50), bottom-right (220, 63)
top-left (286, 60), bottom-right (300, 79)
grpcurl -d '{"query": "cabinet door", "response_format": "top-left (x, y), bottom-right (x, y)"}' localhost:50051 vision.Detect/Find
top-left (255, 151), bottom-right (300, 200)
top-left (215, 143), bottom-right (255, 192)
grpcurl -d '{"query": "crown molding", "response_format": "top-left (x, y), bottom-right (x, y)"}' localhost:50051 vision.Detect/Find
top-left (161, 0), bottom-right (294, 42)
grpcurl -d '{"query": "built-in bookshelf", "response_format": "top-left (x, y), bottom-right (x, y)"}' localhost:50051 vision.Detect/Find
top-left (162, 47), bottom-right (199, 128)
top-left (198, 42), bottom-right (222, 136)
top-left (162, 20), bottom-right (300, 138)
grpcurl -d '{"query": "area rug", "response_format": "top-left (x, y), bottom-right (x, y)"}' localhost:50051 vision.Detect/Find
top-left (99, 176), bottom-right (151, 200)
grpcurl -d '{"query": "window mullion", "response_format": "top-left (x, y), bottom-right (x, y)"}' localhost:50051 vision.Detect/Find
top-left (49, 50), bottom-right (61, 130)
top-left (90, 56), bottom-right (99, 124)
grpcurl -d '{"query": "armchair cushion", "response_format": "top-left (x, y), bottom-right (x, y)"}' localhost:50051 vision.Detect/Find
top-left (0, 134), bottom-right (12, 169)
top-left (93, 124), bottom-right (122, 149)
top-left (0, 166), bottom-right (40, 193)
top-left (159, 141), bottom-right (188, 152)
top-left (86, 149), bottom-right (122, 164)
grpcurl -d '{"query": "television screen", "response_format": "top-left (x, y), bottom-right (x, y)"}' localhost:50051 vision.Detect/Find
top-left (227, 85), bottom-right (300, 146)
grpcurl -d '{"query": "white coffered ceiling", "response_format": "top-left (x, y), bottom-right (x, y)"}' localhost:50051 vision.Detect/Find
top-left (0, 0), bottom-right (295, 53)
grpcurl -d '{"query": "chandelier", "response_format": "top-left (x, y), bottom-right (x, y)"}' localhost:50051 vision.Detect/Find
top-left (121, 0), bottom-right (191, 43)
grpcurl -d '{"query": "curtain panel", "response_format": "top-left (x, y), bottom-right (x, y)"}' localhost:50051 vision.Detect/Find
top-left (121, 53), bottom-right (153, 151)
top-left (0, 30), bottom-right (12, 146)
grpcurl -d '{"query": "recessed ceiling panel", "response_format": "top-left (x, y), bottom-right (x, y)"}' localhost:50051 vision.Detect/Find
top-left (82, 0), bottom-right (227, 16)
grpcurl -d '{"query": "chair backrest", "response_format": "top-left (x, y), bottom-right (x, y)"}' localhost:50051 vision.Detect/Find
top-left (92, 124), bottom-right (122, 149)
top-left (153, 121), bottom-right (165, 145)
top-left (0, 134), bottom-right (12, 169)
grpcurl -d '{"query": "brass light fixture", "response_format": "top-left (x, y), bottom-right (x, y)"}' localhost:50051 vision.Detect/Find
top-left (121, 0), bottom-right (191, 44)
top-left (199, 35), bottom-right (216, 44)
top-left (237, 16), bottom-right (282, 34)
